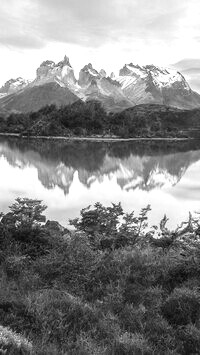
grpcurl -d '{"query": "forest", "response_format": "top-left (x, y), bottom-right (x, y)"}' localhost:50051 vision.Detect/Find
top-left (0, 100), bottom-right (200, 138)
top-left (1, 198), bottom-right (200, 354)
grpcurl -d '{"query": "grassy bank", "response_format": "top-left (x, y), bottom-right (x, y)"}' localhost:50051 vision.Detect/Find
top-left (1, 198), bottom-right (200, 354)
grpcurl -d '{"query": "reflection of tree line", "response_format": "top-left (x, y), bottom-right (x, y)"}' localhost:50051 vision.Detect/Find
top-left (2, 137), bottom-right (200, 169)
top-left (1, 137), bottom-right (200, 193)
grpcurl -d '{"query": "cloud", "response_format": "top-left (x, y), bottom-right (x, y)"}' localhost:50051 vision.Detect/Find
top-left (0, 35), bottom-right (44, 49)
top-left (0, 0), bottom-right (44, 49)
top-left (0, 0), bottom-right (198, 50)
top-left (173, 58), bottom-right (200, 70)
top-left (1, 0), bottom-right (200, 88)
top-left (173, 58), bottom-right (200, 93)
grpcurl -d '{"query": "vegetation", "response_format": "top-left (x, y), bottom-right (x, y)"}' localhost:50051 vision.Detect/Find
top-left (1, 100), bottom-right (200, 138)
top-left (1, 198), bottom-right (200, 353)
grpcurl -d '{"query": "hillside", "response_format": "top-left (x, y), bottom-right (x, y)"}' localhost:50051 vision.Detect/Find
top-left (0, 82), bottom-right (79, 113)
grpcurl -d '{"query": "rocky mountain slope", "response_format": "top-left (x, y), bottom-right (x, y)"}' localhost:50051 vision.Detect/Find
top-left (0, 55), bottom-right (200, 113)
top-left (0, 82), bottom-right (79, 113)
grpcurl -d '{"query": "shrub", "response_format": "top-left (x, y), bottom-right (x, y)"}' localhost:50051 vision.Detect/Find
top-left (161, 287), bottom-right (200, 326)
top-left (176, 324), bottom-right (200, 355)
top-left (142, 286), bottom-right (164, 310)
top-left (0, 299), bottom-right (38, 336)
top-left (69, 332), bottom-right (108, 354)
top-left (3, 255), bottom-right (31, 278)
top-left (145, 315), bottom-right (177, 352)
top-left (159, 261), bottom-right (197, 291)
top-left (110, 332), bottom-right (152, 355)
top-left (123, 262), bottom-right (160, 305)
top-left (34, 233), bottom-right (98, 293)
top-left (0, 325), bottom-right (32, 354)
top-left (29, 289), bottom-right (100, 346)
top-left (119, 304), bottom-right (146, 333)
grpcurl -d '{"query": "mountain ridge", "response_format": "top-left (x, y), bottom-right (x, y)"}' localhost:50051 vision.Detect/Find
top-left (1, 55), bottom-right (200, 113)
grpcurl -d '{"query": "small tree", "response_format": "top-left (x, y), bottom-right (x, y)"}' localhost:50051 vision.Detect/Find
top-left (9, 198), bottom-right (47, 229)
top-left (70, 203), bottom-right (152, 250)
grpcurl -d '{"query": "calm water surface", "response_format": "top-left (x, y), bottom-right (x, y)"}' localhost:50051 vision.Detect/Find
top-left (0, 137), bottom-right (200, 228)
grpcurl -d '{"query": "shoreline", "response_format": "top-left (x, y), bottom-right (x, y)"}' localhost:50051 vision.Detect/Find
top-left (0, 132), bottom-right (192, 142)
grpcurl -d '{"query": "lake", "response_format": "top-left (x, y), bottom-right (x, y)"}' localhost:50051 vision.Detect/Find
top-left (0, 137), bottom-right (200, 229)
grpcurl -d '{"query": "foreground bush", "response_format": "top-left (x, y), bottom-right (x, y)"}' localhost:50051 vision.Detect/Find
top-left (176, 324), bottom-right (200, 355)
top-left (0, 325), bottom-right (32, 354)
top-left (1, 198), bottom-right (200, 353)
top-left (111, 332), bottom-right (152, 355)
top-left (161, 287), bottom-right (200, 326)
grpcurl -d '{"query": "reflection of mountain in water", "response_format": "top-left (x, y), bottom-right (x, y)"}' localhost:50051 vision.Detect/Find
top-left (0, 138), bottom-right (200, 194)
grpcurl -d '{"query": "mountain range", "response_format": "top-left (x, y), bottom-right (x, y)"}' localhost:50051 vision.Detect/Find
top-left (1, 55), bottom-right (200, 114)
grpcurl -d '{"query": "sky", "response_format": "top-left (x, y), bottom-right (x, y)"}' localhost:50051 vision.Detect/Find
top-left (0, 0), bottom-right (200, 90)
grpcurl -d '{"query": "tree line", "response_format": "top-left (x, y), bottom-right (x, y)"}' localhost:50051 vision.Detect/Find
top-left (0, 100), bottom-right (200, 138)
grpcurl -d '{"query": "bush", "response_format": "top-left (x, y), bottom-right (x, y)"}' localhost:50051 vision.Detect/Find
top-left (3, 255), bottom-right (31, 278)
top-left (110, 332), bottom-right (152, 355)
top-left (70, 333), bottom-right (108, 354)
top-left (3, 198), bottom-right (200, 353)
top-left (29, 289), bottom-right (100, 346)
top-left (162, 287), bottom-right (200, 326)
top-left (0, 299), bottom-right (38, 336)
top-left (145, 315), bottom-right (177, 353)
top-left (11, 227), bottom-right (52, 258)
top-left (176, 324), bottom-right (200, 355)
top-left (0, 325), bottom-right (32, 354)
top-left (119, 304), bottom-right (146, 333)
top-left (159, 261), bottom-right (197, 291)
top-left (34, 233), bottom-right (98, 293)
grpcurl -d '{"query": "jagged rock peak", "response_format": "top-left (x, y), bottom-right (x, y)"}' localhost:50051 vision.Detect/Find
top-left (78, 63), bottom-right (100, 87)
top-left (99, 69), bottom-right (106, 77)
top-left (40, 60), bottom-right (55, 68)
top-left (80, 63), bottom-right (99, 77)
top-left (82, 63), bottom-right (95, 71)
top-left (119, 63), bottom-right (145, 76)
top-left (57, 55), bottom-right (71, 68)
top-left (39, 56), bottom-right (71, 69)
top-left (110, 72), bottom-right (116, 79)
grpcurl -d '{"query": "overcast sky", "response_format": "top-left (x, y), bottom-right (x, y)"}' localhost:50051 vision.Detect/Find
top-left (1, 0), bottom-right (200, 89)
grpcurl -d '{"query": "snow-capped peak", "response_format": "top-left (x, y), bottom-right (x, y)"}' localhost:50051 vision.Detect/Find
top-left (0, 77), bottom-right (30, 94)
top-left (116, 62), bottom-right (191, 92)
top-left (143, 65), bottom-right (191, 90)
top-left (0, 54), bottom-right (199, 112)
